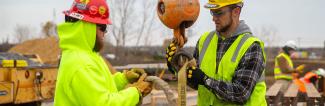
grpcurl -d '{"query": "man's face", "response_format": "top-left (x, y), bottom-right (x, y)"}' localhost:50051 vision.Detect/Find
top-left (210, 6), bottom-right (234, 32)
top-left (94, 24), bottom-right (107, 52)
top-left (289, 50), bottom-right (298, 58)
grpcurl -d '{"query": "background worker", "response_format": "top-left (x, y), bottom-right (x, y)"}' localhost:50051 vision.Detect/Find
top-left (166, 0), bottom-right (267, 105)
top-left (292, 68), bottom-right (325, 100)
top-left (301, 68), bottom-right (325, 90)
top-left (54, 0), bottom-right (152, 105)
top-left (274, 40), bottom-right (304, 93)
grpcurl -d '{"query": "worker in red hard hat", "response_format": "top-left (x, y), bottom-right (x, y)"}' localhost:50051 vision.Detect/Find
top-left (54, 0), bottom-right (152, 105)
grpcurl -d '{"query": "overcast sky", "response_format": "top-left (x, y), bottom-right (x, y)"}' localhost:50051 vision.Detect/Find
top-left (0, 0), bottom-right (324, 47)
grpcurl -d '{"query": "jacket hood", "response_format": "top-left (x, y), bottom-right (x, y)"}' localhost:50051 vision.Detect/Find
top-left (233, 20), bottom-right (252, 36)
top-left (57, 21), bottom-right (96, 52)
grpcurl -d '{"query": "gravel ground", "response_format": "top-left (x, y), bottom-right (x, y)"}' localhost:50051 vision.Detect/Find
top-left (40, 90), bottom-right (198, 106)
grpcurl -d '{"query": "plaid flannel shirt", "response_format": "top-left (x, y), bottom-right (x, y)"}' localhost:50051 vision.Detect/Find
top-left (193, 34), bottom-right (265, 104)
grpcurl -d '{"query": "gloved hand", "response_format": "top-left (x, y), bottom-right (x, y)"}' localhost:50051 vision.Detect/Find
top-left (166, 42), bottom-right (177, 75)
top-left (124, 68), bottom-right (146, 83)
top-left (130, 73), bottom-right (152, 97)
top-left (186, 66), bottom-right (207, 90)
top-left (295, 64), bottom-right (306, 73)
top-left (166, 41), bottom-right (194, 75)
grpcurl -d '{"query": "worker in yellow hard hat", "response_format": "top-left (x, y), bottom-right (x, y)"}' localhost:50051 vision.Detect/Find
top-left (54, 0), bottom-right (152, 105)
top-left (166, 0), bottom-right (267, 105)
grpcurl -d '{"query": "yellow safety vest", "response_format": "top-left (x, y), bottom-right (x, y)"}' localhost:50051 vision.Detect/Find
top-left (274, 53), bottom-right (294, 80)
top-left (197, 31), bottom-right (267, 106)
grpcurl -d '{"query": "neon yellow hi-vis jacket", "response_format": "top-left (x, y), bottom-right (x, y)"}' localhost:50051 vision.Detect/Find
top-left (54, 21), bottom-right (140, 106)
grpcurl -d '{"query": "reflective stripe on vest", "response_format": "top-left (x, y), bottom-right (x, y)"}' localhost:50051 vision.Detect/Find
top-left (274, 53), bottom-right (293, 80)
top-left (197, 31), bottom-right (267, 106)
top-left (199, 31), bottom-right (265, 83)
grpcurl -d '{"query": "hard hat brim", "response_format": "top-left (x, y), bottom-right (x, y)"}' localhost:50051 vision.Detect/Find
top-left (204, 3), bottom-right (221, 10)
top-left (204, 2), bottom-right (243, 10)
top-left (63, 10), bottom-right (112, 25)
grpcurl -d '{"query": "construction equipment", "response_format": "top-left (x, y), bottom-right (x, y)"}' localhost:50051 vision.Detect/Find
top-left (157, 0), bottom-right (200, 48)
top-left (0, 53), bottom-right (57, 105)
top-left (157, 0), bottom-right (200, 105)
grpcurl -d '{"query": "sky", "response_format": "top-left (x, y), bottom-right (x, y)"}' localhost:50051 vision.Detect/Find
top-left (0, 0), bottom-right (325, 47)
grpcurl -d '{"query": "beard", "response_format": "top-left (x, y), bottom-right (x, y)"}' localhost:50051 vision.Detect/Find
top-left (93, 35), bottom-right (104, 52)
top-left (217, 14), bottom-right (233, 33)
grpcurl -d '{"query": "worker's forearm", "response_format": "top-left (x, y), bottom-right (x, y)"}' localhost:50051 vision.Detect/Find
top-left (113, 72), bottom-right (129, 90)
top-left (280, 67), bottom-right (296, 74)
top-left (203, 68), bottom-right (261, 104)
top-left (71, 70), bottom-right (140, 106)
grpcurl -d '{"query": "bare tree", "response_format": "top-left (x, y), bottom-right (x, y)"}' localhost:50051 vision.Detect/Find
top-left (13, 24), bottom-right (32, 43)
top-left (254, 25), bottom-right (278, 47)
top-left (254, 25), bottom-right (278, 58)
top-left (134, 0), bottom-right (159, 47)
top-left (107, 0), bottom-right (160, 60)
top-left (107, 0), bottom-right (137, 60)
top-left (41, 21), bottom-right (57, 37)
top-left (0, 35), bottom-right (14, 52)
top-left (1, 35), bottom-right (9, 44)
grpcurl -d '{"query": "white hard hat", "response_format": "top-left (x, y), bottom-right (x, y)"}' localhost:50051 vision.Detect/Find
top-left (284, 40), bottom-right (298, 50)
top-left (316, 68), bottom-right (325, 77)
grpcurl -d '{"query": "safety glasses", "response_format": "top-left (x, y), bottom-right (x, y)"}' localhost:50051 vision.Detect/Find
top-left (210, 5), bottom-right (242, 17)
top-left (210, 9), bottom-right (231, 17)
top-left (97, 24), bottom-right (107, 33)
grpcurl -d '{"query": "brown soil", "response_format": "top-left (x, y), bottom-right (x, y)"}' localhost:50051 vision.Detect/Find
top-left (8, 37), bottom-right (60, 65)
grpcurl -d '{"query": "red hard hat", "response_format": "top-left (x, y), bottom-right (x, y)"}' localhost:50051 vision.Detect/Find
top-left (63, 0), bottom-right (112, 24)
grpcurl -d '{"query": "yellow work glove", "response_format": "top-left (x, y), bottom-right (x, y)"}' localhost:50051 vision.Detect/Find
top-left (166, 42), bottom-right (178, 75)
top-left (296, 64), bottom-right (306, 73)
top-left (166, 42), bottom-right (177, 62)
top-left (124, 68), bottom-right (146, 83)
top-left (130, 73), bottom-right (152, 97)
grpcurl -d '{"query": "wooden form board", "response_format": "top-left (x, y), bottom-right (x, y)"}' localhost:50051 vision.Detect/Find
top-left (267, 80), bottom-right (323, 106)
top-left (266, 80), bottom-right (283, 105)
top-left (266, 80), bottom-right (283, 96)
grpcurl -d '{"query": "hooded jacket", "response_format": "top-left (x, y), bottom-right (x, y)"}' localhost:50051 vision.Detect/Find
top-left (54, 21), bottom-right (139, 106)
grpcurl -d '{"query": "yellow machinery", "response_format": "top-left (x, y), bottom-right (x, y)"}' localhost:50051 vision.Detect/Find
top-left (0, 53), bottom-right (57, 104)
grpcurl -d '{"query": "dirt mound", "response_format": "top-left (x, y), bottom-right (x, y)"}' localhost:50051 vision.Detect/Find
top-left (9, 37), bottom-right (60, 65)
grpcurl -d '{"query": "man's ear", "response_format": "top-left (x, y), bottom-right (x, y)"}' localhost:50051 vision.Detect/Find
top-left (232, 7), bottom-right (241, 17)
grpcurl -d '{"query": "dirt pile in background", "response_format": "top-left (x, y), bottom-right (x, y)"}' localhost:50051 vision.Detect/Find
top-left (9, 37), bottom-right (60, 65)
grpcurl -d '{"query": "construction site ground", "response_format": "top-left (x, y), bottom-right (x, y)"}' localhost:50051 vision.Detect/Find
top-left (40, 81), bottom-right (198, 106)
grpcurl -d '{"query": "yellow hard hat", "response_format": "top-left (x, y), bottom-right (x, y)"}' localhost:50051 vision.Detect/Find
top-left (204, 0), bottom-right (243, 10)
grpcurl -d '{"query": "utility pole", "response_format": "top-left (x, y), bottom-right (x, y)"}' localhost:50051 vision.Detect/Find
top-left (53, 8), bottom-right (56, 23)
top-left (297, 37), bottom-right (301, 49)
top-left (323, 40), bottom-right (325, 59)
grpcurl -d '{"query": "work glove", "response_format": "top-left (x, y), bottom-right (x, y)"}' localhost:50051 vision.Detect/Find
top-left (295, 64), bottom-right (306, 73)
top-left (166, 42), bottom-right (178, 75)
top-left (186, 66), bottom-right (207, 90)
top-left (124, 68), bottom-right (146, 83)
top-left (166, 41), bottom-right (194, 75)
top-left (129, 73), bottom-right (152, 97)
